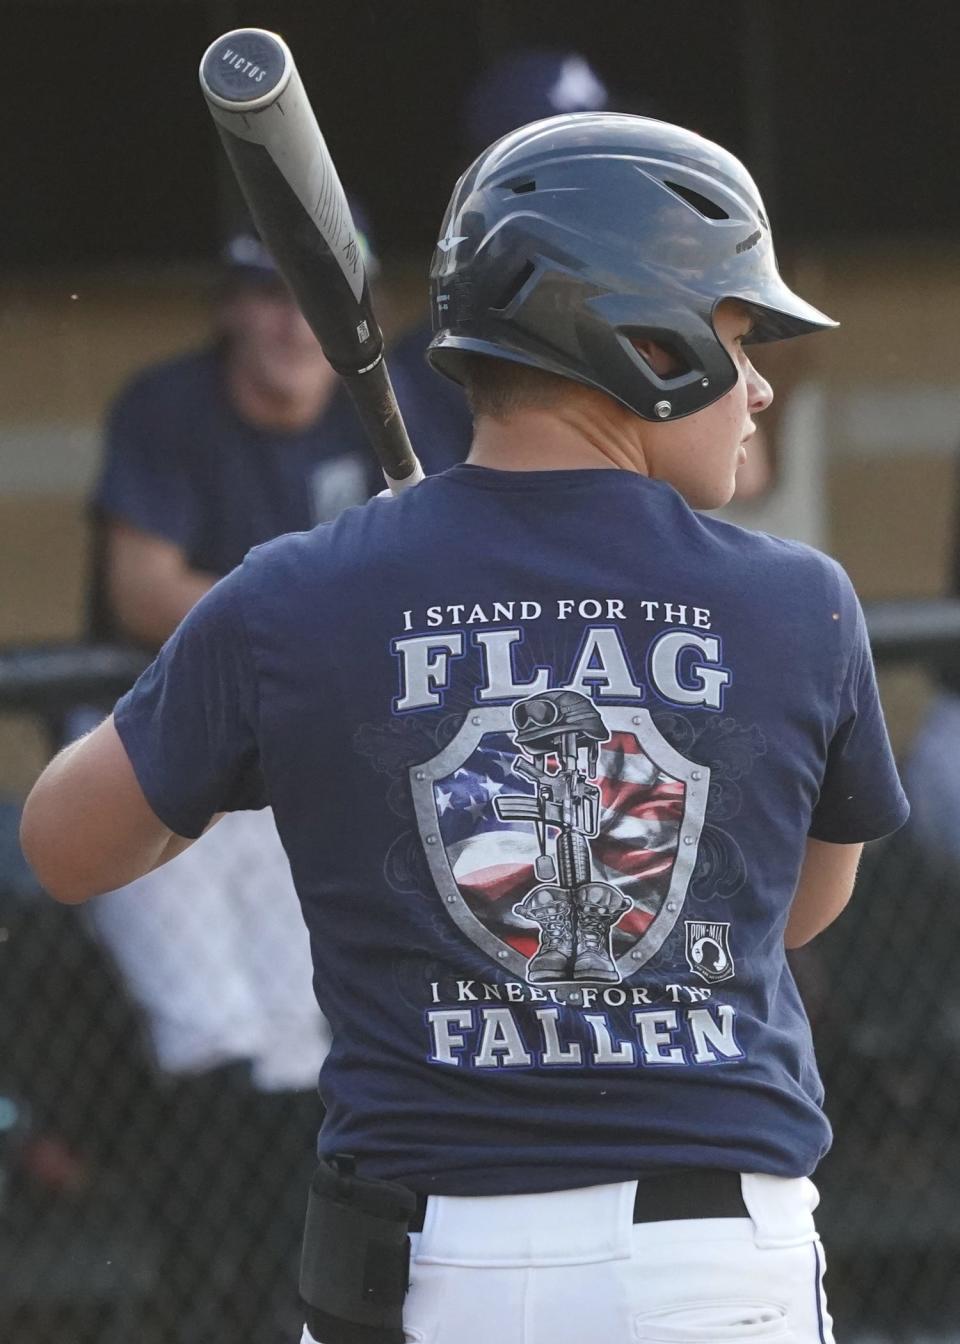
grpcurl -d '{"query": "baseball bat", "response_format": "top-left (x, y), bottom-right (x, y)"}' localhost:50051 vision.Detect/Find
top-left (199, 28), bottom-right (423, 491)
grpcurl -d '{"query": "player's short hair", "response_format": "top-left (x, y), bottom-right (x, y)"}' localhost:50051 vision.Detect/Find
top-left (460, 353), bottom-right (575, 421)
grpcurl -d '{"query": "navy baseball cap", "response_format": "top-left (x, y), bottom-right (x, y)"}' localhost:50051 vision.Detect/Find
top-left (463, 49), bottom-right (608, 153)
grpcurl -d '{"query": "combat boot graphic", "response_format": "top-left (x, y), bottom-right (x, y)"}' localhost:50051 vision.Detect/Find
top-left (515, 888), bottom-right (575, 982)
top-left (572, 884), bottom-right (632, 982)
top-left (497, 690), bottom-right (636, 985)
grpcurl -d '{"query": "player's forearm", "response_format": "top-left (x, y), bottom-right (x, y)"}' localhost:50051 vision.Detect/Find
top-left (784, 837), bottom-right (863, 947)
top-left (784, 900), bottom-right (845, 949)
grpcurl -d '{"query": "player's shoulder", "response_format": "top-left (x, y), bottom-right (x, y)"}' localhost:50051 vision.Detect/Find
top-left (695, 512), bottom-right (857, 615)
top-left (232, 507), bottom-right (367, 595)
top-left (180, 532), bottom-right (317, 645)
top-left (238, 483), bottom-right (439, 591)
top-left (701, 510), bottom-right (845, 577)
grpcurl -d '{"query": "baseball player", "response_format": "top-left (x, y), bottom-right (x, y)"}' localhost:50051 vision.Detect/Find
top-left (22, 114), bottom-right (908, 1344)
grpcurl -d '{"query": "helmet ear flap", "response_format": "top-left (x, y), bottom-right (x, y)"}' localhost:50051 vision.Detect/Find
top-left (575, 296), bottom-right (739, 420)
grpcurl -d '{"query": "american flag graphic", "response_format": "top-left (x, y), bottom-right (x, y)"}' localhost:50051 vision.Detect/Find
top-left (434, 730), bottom-right (686, 963)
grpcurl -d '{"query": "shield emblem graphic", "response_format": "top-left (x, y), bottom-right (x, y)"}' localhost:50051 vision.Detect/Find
top-left (409, 702), bottom-right (709, 992)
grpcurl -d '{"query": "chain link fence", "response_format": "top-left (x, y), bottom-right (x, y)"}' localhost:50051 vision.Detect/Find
top-left (1, 625), bottom-right (959, 1343)
top-left (0, 648), bottom-right (322, 1344)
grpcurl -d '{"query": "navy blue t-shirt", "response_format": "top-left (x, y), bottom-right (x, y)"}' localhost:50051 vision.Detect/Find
top-left (114, 466), bottom-right (908, 1195)
top-left (95, 346), bottom-right (382, 581)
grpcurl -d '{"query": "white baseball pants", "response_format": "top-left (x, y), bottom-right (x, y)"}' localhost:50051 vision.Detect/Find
top-left (302, 1173), bottom-right (833, 1344)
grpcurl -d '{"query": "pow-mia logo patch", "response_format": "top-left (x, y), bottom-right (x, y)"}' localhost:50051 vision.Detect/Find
top-left (685, 920), bottom-right (735, 984)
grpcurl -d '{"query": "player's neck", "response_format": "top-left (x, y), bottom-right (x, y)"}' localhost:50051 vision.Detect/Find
top-left (468, 400), bottom-right (651, 475)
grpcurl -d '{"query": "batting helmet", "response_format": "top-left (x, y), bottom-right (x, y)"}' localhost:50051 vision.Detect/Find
top-left (512, 690), bottom-right (609, 751)
top-left (428, 113), bottom-right (836, 421)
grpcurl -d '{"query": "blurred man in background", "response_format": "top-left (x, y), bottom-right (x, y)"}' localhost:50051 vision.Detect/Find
top-left (90, 230), bottom-right (382, 645)
top-left (75, 229), bottom-right (382, 1344)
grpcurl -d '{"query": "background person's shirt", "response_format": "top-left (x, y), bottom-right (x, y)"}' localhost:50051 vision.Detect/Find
top-left (388, 318), bottom-right (473, 474)
top-left (90, 345), bottom-right (381, 638)
top-left (113, 465), bottom-right (909, 1195)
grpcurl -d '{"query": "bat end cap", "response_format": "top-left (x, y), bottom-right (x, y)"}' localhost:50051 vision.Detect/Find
top-left (200, 29), bottom-right (291, 109)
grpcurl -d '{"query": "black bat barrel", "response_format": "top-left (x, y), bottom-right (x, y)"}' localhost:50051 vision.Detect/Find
top-left (200, 30), bottom-right (383, 378)
top-left (199, 30), bottom-right (422, 484)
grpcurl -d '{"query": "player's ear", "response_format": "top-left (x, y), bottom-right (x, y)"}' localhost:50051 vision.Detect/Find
top-left (630, 336), bottom-right (685, 380)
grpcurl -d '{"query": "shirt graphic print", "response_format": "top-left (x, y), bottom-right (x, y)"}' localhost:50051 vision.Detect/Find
top-left (410, 695), bottom-right (709, 998)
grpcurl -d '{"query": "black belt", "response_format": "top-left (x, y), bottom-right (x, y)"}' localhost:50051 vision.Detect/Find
top-left (409, 1170), bottom-right (746, 1232)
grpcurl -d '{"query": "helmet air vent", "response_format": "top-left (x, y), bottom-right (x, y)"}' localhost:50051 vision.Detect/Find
top-left (662, 180), bottom-right (729, 221)
top-left (507, 179), bottom-right (537, 194)
top-left (492, 260), bottom-right (536, 312)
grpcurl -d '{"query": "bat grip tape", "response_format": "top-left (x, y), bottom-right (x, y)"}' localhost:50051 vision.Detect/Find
top-left (300, 1156), bottom-right (416, 1344)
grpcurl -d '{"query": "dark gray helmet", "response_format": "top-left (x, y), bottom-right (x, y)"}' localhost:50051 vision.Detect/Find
top-left (428, 113), bottom-right (836, 421)
top-left (512, 689), bottom-right (608, 751)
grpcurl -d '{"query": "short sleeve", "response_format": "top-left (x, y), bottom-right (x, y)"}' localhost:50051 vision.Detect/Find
top-left (808, 573), bottom-right (909, 843)
top-left (95, 366), bottom-right (200, 550)
top-left (113, 567), bottom-right (266, 837)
